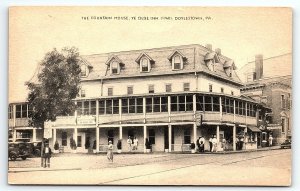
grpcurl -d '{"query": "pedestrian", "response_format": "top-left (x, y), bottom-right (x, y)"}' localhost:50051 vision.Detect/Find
top-left (209, 136), bottom-right (213, 152)
top-left (236, 137), bottom-right (240, 150)
top-left (222, 138), bottom-right (227, 151)
top-left (240, 136), bottom-right (244, 150)
top-left (107, 140), bottom-right (113, 162)
top-left (127, 136), bottom-right (132, 152)
top-left (196, 137), bottom-right (201, 153)
top-left (199, 136), bottom-right (205, 153)
top-left (212, 135), bottom-right (218, 152)
top-left (42, 143), bottom-right (52, 168)
top-left (269, 135), bottom-right (273, 147)
top-left (133, 137), bottom-right (139, 151)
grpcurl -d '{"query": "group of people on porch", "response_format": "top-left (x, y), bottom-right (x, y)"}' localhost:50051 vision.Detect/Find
top-left (196, 135), bottom-right (224, 153)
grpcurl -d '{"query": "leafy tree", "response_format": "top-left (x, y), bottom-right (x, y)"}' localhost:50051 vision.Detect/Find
top-left (26, 47), bottom-right (81, 128)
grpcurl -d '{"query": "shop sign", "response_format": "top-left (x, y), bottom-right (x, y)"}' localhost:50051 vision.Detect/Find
top-left (77, 116), bottom-right (96, 125)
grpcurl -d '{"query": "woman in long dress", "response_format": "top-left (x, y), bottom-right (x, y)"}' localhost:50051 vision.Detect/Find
top-left (107, 140), bottom-right (113, 162)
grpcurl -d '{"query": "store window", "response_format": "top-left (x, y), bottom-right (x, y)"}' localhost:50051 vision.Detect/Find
top-left (108, 130), bottom-right (114, 144)
top-left (184, 129), bottom-right (191, 144)
top-left (62, 132), bottom-right (67, 146)
top-left (148, 129), bottom-right (155, 144)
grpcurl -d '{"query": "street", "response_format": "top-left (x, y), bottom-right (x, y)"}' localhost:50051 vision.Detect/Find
top-left (8, 149), bottom-right (291, 186)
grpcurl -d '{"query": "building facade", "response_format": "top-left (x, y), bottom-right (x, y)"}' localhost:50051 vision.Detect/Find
top-left (239, 54), bottom-right (292, 145)
top-left (8, 102), bottom-right (43, 143)
top-left (9, 44), bottom-right (266, 153)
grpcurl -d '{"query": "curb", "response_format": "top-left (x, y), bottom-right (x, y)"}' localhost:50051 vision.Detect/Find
top-left (8, 167), bottom-right (81, 173)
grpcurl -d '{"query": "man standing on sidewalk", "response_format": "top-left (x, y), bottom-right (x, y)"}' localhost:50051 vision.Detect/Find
top-left (269, 135), bottom-right (273, 147)
top-left (42, 143), bottom-right (52, 168)
top-left (209, 136), bottom-right (213, 152)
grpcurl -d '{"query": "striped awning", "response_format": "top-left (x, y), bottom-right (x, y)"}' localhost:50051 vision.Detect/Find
top-left (247, 126), bottom-right (261, 132)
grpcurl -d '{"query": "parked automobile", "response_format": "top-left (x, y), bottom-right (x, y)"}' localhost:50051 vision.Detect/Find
top-left (280, 139), bottom-right (291, 149)
top-left (27, 141), bottom-right (42, 157)
top-left (8, 142), bottom-right (30, 161)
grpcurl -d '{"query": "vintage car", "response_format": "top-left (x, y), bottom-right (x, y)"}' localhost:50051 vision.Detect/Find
top-left (280, 139), bottom-right (292, 149)
top-left (8, 142), bottom-right (30, 161)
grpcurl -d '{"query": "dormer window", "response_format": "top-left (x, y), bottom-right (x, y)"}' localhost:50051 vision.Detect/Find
top-left (81, 65), bottom-right (87, 77)
top-left (223, 60), bottom-right (236, 78)
top-left (173, 55), bottom-right (182, 70)
top-left (136, 53), bottom-right (154, 73)
top-left (106, 55), bottom-right (123, 75)
top-left (111, 61), bottom-right (119, 74)
top-left (168, 50), bottom-right (185, 71)
top-left (141, 58), bottom-right (150, 72)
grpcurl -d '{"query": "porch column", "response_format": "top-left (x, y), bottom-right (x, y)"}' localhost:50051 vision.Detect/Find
top-left (13, 129), bottom-right (17, 142)
top-left (216, 125), bottom-right (220, 143)
top-left (168, 124), bottom-right (172, 152)
top-left (96, 127), bottom-right (100, 152)
top-left (233, 125), bottom-right (236, 151)
top-left (33, 128), bottom-right (37, 142)
top-left (73, 128), bottom-right (78, 147)
top-left (193, 94), bottom-right (197, 144)
top-left (119, 126), bottom-right (123, 140)
top-left (143, 125), bottom-right (147, 153)
top-left (52, 129), bottom-right (56, 147)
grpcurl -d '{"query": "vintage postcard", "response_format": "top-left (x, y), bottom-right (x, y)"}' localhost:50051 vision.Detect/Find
top-left (8, 6), bottom-right (292, 186)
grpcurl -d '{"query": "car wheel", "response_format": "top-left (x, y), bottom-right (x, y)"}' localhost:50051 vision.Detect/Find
top-left (21, 156), bottom-right (27, 160)
top-left (35, 149), bottom-right (41, 157)
top-left (10, 154), bottom-right (17, 161)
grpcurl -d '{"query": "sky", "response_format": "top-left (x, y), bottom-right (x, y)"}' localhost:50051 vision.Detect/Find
top-left (9, 6), bottom-right (292, 103)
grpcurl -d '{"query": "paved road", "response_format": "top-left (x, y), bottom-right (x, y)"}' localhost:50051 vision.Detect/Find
top-left (8, 149), bottom-right (291, 186)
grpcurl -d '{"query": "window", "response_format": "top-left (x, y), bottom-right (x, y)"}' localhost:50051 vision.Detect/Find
top-left (166, 84), bottom-right (172, 92)
top-left (90, 101), bottom-right (96, 115)
top-left (106, 100), bottom-right (113, 114)
top-left (178, 96), bottom-right (185, 111)
top-left (122, 99), bottom-right (129, 113)
top-left (111, 61), bottom-right (119, 74)
top-left (141, 58), bottom-right (150, 72)
top-left (183, 83), bottom-right (190, 91)
top-left (99, 100), bottom-right (105, 115)
top-left (108, 87), bottom-right (113, 96)
top-left (21, 104), bottom-right (27, 118)
top-left (212, 97), bottom-right (220, 111)
top-left (153, 97), bottom-right (161, 112)
top-left (62, 132), bottom-right (67, 146)
top-left (81, 90), bottom-right (86, 97)
top-left (77, 102), bottom-right (83, 116)
top-left (172, 55), bottom-right (182, 70)
top-left (231, 91), bottom-right (234, 96)
top-left (148, 85), bottom-right (154, 93)
top-left (281, 118), bottom-right (285, 133)
top-left (148, 129), bottom-right (155, 144)
top-left (196, 95), bottom-right (204, 111)
top-left (80, 65), bottom-right (87, 77)
top-left (184, 129), bottom-right (191, 144)
top-left (204, 96), bottom-right (212, 111)
top-left (146, 98), bottom-right (153, 113)
top-left (28, 104), bottom-right (33, 117)
top-left (186, 95), bottom-right (193, 111)
top-left (161, 97), bottom-right (168, 112)
top-left (8, 105), bottom-right (13, 119)
top-left (262, 132), bottom-right (267, 141)
top-left (221, 87), bottom-right (224, 93)
top-left (77, 136), bottom-right (82, 147)
top-left (171, 96), bottom-right (178, 111)
top-left (209, 84), bottom-right (213, 92)
top-left (113, 99), bottom-right (119, 114)
top-left (281, 95), bottom-right (285, 109)
top-left (127, 86), bottom-right (133, 95)
top-left (108, 130), bottom-right (114, 144)
top-left (136, 98), bottom-right (143, 113)
top-left (16, 105), bottom-right (21, 118)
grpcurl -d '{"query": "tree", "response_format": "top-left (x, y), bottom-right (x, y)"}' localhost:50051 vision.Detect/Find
top-left (26, 47), bottom-right (81, 128)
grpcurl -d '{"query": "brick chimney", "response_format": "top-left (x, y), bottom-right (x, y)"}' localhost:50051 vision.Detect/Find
top-left (205, 44), bottom-right (212, 51)
top-left (215, 48), bottom-right (221, 55)
top-left (255, 54), bottom-right (263, 80)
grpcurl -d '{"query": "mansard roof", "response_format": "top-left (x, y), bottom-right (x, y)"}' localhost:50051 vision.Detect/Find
top-left (80, 44), bottom-right (242, 85)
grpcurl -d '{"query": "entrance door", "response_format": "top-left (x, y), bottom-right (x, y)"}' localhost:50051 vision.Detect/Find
top-left (76, 132), bottom-right (85, 152)
top-left (164, 127), bottom-right (168, 151)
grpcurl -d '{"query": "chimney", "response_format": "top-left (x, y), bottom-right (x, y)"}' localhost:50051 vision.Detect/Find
top-left (255, 54), bottom-right (263, 80)
top-left (215, 48), bottom-right (221, 55)
top-left (205, 44), bottom-right (212, 51)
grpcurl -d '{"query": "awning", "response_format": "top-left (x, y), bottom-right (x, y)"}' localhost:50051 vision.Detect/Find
top-left (247, 126), bottom-right (261, 132)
